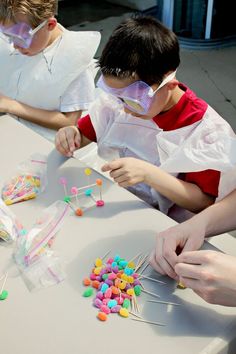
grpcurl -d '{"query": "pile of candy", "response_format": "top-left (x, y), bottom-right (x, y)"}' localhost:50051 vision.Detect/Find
top-left (83, 254), bottom-right (142, 321)
top-left (2, 174), bottom-right (41, 205)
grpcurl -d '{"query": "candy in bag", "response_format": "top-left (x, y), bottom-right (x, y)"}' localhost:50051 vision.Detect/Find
top-left (2, 153), bottom-right (47, 205)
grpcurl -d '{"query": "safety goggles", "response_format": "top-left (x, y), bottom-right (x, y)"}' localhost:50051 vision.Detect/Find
top-left (0, 20), bottom-right (47, 48)
top-left (97, 70), bottom-right (177, 115)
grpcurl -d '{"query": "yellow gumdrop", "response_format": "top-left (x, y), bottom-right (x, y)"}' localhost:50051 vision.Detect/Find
top-left (128, 261), bottom-right (135, 269)
top-left (4, 199), bottom-right (13, 205)
top-left (84, 168), bottom-right (92, 176)
top-left (127, 276), bottom-right (134, 284)
top-left (127, 288), bottom-right (135, 296)
top-left (95, 258), bottom-right (103, 267)
top-left (118, 281), bottom-right (126, 290)
top-left (94, 267), bottom-right (102, 275)
top-left (121, 274), bottom-right (128, 281)
top-left (177, 282), bottom-right (186, 289)
top-left (119, 308), bottom-right (129, 318)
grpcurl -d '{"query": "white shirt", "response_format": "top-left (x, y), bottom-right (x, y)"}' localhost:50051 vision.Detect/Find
top-left (0, 25), bottom-right (101, 141)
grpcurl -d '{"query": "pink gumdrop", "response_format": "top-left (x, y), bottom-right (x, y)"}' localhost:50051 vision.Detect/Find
top-left (107, 258), bottom-right (114, 265)
top-left (108, 272), bottom-right (117, 280)
top-left (96, 200), bottom-right (104, 207)
top-left (114, 296), bottom-right (124, 305)
top-left (71, 186), bottom-right (78, 195)
top-left (102, 298), bottom-right (109, 305)
top-left (59, 177), bottom-right (67, 186)
top-left (100, 305), bottom-right (111, 314)
top-left (104, 288), bottom-right (112, 299)
top-left (90, 273), bottom-right (97, 281)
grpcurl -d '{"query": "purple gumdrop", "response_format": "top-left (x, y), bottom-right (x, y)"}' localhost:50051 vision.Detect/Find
top-left (111, 305), bottom-right (121, 313)
top-left (96, 291), bottom-right (104, 300)
top-left (93, 298), bottom-right (103, 308)
top-left (133, 279), bottom-right (141, 286)
top-left (105, 279), bottom-right (113, 286)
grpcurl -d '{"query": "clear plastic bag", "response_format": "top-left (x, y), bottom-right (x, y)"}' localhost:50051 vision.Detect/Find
top-left (14, 200), bottom-right (70, 291)
top-left (0, 198), bottom-right (25, 243)
top-left (1, 153), bottom-right (47, 205)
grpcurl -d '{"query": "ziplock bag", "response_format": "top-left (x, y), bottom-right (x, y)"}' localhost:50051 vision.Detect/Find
top-left (14, 200), bottom-right (70, 291)
top-left (1, 153), bottom-right (47, 205)
top-left (0, 198), bottom-right (24, 243)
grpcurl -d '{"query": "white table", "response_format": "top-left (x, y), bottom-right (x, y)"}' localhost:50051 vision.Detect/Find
top-left (0, 115), bottom-right (236, 354)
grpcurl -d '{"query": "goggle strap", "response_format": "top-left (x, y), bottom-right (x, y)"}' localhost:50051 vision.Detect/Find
top-left (149, 70), bottom-right (177, 97)
top-left (29, 19), bottom-right (47, 35)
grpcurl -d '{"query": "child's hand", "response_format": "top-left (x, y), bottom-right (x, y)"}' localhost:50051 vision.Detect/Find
top-left (55, 126), bottom-right (81, 157)
top-left (149, 220), bottom-right (206, 280)
top-left (175, 251), bottom-right (236, 306)
top-left (101, 157), bottom-right (148, 187)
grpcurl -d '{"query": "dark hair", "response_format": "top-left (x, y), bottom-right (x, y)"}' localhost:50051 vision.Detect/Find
top-left (99, 15), bottom-right (180, 85)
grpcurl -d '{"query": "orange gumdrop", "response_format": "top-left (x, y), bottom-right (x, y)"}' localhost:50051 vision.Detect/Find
top-left (92, 280), bottom-right (100, 289)
top-left (96, 179), bottom-right (102, 186)
top-left (75, 208), bottom-right (83, 216)
top-left (97, 312), bottom-right (107, 321)
top-left (83, 277), bottom-right (91, 286)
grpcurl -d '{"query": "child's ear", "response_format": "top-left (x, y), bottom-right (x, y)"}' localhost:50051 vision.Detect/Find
top-left (47, 17), bottom-right (57, 31)
top-left (166, 79), bottom-right (179, 90)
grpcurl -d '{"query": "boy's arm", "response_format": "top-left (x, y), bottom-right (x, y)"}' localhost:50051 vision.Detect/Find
top-left (0, 94), bottom-right (82, 129)
top-left (102, 158), bottom-right (215, 212)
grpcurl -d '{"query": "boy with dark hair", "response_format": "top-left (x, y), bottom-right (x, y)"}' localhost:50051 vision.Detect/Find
top-left (0, 0), bottom-right (100, 141)
top-left (55, 16), bottom-right (236, 221)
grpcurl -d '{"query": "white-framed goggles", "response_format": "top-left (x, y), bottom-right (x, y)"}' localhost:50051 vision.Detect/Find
top-left (97, 70), bottom-right (177, 115)
top-left (0, 20), bottom-right (47, 49)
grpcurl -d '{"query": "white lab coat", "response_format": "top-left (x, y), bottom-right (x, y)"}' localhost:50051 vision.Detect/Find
top-left (0, 25), bottom-right (101, 141)
top-left (89, 93), bottom-right (236, 220)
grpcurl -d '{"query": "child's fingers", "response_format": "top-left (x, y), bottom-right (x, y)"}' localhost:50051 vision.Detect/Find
top-left (101, 163), bottom-right (112, 172)
top-left (55, 129), bottom-right (73, 157)
top-left (101, 159), bottom-right (122, 172)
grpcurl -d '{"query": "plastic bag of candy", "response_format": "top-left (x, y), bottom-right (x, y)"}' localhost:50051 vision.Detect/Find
top-left (14, 200), bottom-right (70, 290)
top-left (1, 153), bottom-right (47, 205)
top-left (0, 198), bottom-right (25, 243)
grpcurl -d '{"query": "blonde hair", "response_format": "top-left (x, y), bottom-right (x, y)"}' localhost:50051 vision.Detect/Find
top-left (0, 0), bottom-right (58, 27)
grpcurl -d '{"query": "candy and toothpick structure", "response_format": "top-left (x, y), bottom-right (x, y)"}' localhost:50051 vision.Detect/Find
top-left (59, 168), bottom-right (105, 216)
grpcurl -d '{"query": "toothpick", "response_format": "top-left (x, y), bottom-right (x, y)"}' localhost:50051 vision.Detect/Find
top-left (0, 272), bottom-right (8, 294)
top-left (138, 261), bottom-right (150, 275)
top-left (77, 183), bottom-right (97, 192)
top-left (128, 252), bottom-right (142, 264)
top-left (135, 254), bottom-right (149, 273)
top-left (147, 299), bottom-right (181, 306)
top-left (0, 274), bottom-right (5, 282)
top-left (141, 288), bottom-right (161, 298)
top-left (90, 193), bottom-right (97, 203)
top-left (138, 274), bottom-right (166, 285)
top-left (129, 311), bottom-right (143, 319)
top-left (101, 249), bottom-right (111, 261)
top-left (131, 318), bottom-right (165, 327)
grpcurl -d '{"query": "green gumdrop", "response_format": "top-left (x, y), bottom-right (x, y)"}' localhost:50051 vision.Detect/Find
top-left (83, 287), bottom-right (93, 297)
top-left (0, 290), bottom-right (8, 300)
top-left (134, 285), bottom-right (141, 296)
top-left (123, 298), bottom-right (131, 309)
top-left (63, 196), bottom-right (71, 203)
top-left (102, 274), bottom-right (108, 280)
